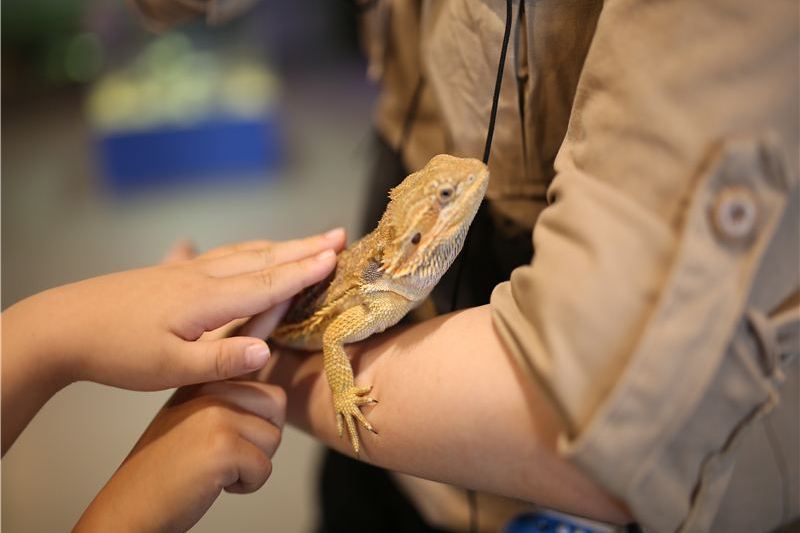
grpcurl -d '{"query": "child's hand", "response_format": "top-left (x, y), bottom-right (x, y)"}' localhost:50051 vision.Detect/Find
top-left (2, 229), bottom-right (343, 453)
top-left (75, 380), bottom-right (286, 533)
top-left (9, 229), bottom-right (344, 391)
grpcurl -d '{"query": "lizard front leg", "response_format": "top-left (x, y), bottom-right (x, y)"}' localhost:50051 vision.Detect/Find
top-left (322, 292), bottom-right (412, 454)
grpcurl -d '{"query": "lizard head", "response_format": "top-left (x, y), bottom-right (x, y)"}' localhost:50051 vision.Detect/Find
top-left (378, 154), bottom-right (489, 279)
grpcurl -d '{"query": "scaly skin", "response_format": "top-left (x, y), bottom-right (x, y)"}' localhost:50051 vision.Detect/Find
top-left (273, 154), bottom-right (489, 453)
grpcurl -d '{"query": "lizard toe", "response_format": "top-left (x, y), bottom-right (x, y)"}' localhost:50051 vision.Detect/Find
top-left (334, 385), bottom-right (378, 454)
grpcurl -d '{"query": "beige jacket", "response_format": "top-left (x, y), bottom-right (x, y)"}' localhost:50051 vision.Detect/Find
top-left (133, 0), bottom-right (800, 531)
top-left (365, 1), bottom-right (799, 532)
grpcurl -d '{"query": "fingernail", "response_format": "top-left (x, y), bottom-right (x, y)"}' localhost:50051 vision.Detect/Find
top-left (316, 249), bottom-right (336, 261)
top-left (324, 227), bottom-right (344, 240)
top-left (244, 343), bottom-right (270, 369)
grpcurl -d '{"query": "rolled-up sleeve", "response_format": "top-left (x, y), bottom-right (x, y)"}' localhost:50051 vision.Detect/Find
top-left (491, 0), bottom-right (799, 531)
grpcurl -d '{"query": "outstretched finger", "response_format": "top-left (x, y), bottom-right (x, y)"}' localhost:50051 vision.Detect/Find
top-left (201, 249), bottom-right (336, 329)
top-left (202, 228), bottom-right (345, 278)
top-left (197, 240), bottom-right (274, 260)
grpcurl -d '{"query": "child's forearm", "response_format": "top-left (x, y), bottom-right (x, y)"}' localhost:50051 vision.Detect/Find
top-left (1, 292), bottom-right (73, 454)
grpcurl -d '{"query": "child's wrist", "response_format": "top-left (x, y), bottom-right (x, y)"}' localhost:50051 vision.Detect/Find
top-left (9, 289), bottom-right (82, 389)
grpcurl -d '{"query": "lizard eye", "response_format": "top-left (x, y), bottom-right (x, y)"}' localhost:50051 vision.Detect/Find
top-left (410, 232), bottom-right (421, 245)
top-left (439, 187), bottom-right (454, 203)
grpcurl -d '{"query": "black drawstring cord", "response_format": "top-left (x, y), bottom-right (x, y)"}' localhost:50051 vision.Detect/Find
top-left (453, 1), bottom-right (516, 532)
top-left (481, 0), bottom-right (515, 166)
top-left (514, 0), bottom-right (529, 172)
top-left (450, 0), bottom-right (514, 314)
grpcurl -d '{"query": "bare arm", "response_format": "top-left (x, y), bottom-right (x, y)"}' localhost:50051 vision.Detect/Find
top-left (1, 231), bottom-right (343, 455)
top-left (257, 305), bottom-right (632, 524)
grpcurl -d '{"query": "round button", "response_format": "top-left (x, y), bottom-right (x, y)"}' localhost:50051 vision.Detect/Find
top-left (711, 186), bottom-right (759, 243)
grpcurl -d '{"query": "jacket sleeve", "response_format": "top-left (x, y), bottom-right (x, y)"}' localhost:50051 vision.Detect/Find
top-left (490, 0), bottom-right (799, 530)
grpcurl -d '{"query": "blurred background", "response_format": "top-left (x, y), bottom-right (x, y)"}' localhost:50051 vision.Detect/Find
top-left (2, 0), bottom-right (377, 531)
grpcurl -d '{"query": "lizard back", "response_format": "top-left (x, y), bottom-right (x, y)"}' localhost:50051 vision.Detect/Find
top-left (271, 154), bottom-right (489, 350)
top-left (273, 230), bottom-right (384, 349)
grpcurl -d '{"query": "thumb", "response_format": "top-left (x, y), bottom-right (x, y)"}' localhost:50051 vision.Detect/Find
top-left (180, 337), bottom-right (271, 383)
top-left (162, 239), bottom-right (196, 264)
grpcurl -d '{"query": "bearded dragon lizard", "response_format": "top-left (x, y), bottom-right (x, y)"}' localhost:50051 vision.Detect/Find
top-left (273, 154), bottom-right (489, 453)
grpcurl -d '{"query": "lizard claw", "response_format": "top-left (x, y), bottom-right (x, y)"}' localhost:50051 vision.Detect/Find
top-left (333, 385), bottom-right (378, 454)
top-left (336, 413), bottom-right (344, 439)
